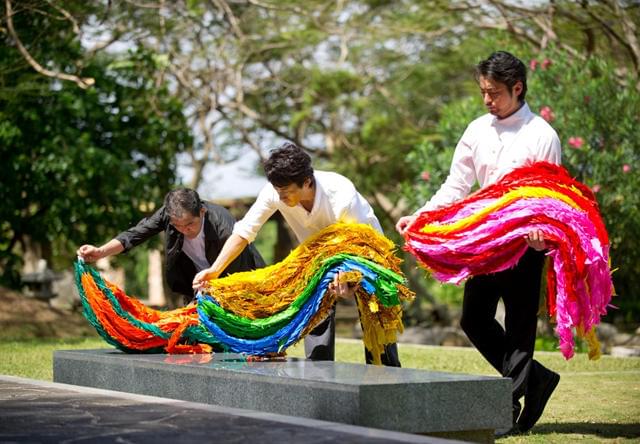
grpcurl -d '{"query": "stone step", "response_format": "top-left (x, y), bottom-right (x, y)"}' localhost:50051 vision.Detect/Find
top-left (0, 375), bottom-right (459, 444)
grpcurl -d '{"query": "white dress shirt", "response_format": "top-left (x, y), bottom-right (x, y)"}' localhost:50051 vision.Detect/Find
top-left (181, 218), bottom-right (210, 271)
top-left (233, 170), bottom-right (382, 244)
top-left (417, 102), bottom-right (562, 213)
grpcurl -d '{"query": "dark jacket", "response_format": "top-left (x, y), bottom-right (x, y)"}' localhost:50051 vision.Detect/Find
top-left (115, 201), bottom-right (265, 299)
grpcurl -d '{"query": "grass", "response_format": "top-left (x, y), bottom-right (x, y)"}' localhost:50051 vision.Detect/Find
top-left (2, 337), bottom-right (639, 443)
top-left (293, 340), bottom-right (640, 443)
top-left (0, 337), bottom-right (105, 381)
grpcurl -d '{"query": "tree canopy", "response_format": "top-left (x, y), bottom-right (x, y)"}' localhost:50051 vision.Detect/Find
top-left (2, 0), bottom-right (638, 319)
top-left (0, 0), bottom-right (191, 286)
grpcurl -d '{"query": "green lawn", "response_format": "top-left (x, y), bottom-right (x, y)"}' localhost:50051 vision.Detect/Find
top-left (2, 337), bottom-right (639, 443)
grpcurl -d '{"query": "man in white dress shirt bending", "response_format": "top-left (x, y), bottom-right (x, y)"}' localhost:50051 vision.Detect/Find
top-left (396, 51), bottom-right (561, 434)
top-left (193, 142), bottom-right (401, 367)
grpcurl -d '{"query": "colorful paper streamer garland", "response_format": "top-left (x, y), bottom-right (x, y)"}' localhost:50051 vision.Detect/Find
top-left (75, 223), bottom-right (414, 363)
top-left (404, 161), bottom-right (614, 360)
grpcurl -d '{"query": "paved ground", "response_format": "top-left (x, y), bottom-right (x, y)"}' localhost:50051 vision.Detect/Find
top-left (0, 375), bottom-right (462, 444)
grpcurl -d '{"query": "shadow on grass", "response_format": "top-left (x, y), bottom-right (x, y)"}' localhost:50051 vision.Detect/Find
top-left (533, 422), bottom-right (640, 439)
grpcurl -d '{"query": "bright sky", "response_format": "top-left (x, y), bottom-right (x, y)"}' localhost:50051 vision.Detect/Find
top-left (178, 150), bottom-right (267, 201)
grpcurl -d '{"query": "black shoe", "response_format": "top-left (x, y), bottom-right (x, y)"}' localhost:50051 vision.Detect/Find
top-left (517, 367), bottom-right (560, 432)
top-left (495, 423), bottom-right (521, 438)
top-left (495, 400), bottom-right (522, 438)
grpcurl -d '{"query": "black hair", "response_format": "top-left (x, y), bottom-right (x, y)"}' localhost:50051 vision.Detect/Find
top-left (164, 188), bottom-right (202, 218)
top-left (475, 51), bottom-right (527, 102)
top-left (263, 142), bottom-right (314, 188)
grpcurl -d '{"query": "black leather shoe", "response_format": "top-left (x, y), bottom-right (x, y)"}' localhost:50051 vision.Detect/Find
top-left (495, 423), bottom-right (521, 438)
top-left (518, 367), bottom-right (560, 432)
top-left (495, 401), bottom-right (522, 438)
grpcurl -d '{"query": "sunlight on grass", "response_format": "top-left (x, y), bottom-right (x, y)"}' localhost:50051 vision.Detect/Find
top-left (0, 338), bottom-right (107, 381)
top-left (291, 339), bottom-right (640, 443)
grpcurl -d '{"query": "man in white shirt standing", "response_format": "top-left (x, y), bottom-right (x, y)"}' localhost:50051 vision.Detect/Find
top-left (193, 142), bottom-right (401, 367)
top-left (396, 51), bottom-right (561, 435)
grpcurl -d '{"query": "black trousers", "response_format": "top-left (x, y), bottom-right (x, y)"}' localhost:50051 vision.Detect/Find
top-left (304, 304), bottom-right (401, 367)
top-left (460, 248), bottom-right (547, 403)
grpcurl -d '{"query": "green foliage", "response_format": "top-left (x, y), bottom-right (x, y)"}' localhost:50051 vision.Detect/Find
top-left (535, 335), bottom-right (587, 354)
top-left (252, 219), bottom-right (278, 265)
top-left (119, 247), bottom-right (150, 300)
top-left (0, 2), bottom-right (191, 287)
top-left (525, 50), bottom-right (640, 322)
top-left (3, 1), bottom-right (639, 327)
top-left (402, 95), bottom-right (484, 210)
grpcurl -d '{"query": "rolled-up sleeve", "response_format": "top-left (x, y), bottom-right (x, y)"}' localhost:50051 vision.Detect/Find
top-left (114, 207), bottom-right (166, 252)
top-left (232, 185), bottom-right (278, 243)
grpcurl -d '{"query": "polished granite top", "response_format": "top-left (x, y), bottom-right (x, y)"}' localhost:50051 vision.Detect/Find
top-left (57, 348), bottom-right (500, 385)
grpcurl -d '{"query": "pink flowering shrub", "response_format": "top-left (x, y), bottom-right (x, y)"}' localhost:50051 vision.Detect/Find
top-left (539, 106), bottom-right (555, 123)
top-left (568, 137), bottom-right (584, 149)
top-left (527, 51), bottom-right (640, 319)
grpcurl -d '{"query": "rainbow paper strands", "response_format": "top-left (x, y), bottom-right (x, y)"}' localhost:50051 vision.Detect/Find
top-left (75, 223), bottom-right (414, 363)
top-left (404, 161), bottom-right (614, 360)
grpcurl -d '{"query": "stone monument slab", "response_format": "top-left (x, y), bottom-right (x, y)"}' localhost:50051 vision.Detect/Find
top-left (53, 349), bottom-right (511, 443)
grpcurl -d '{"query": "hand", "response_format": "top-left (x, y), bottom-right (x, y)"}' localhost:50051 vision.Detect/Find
top-left (76, 245), bottom-right (103, 263)
top-left (525, 229), bottom-right (546, 251)
top-left (328, 272), bottom-right (356, 300)
top-left (395, 215), bottom-right (417, 235)
top-left (192, 267), bottom-right (219, 290)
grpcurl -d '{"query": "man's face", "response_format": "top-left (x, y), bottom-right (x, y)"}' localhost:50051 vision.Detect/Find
top-left (170, 207), bottom-right (205, 239)
top-left (478, 75), bottom-right (522, 119)
top-left (274, 180), bottom-right (311, 207)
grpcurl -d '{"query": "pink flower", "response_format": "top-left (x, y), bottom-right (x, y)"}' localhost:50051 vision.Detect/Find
top-left (540, 106), bottom-right (555, 123)
top-left (529, 59), bottom-right (538, 71)
top-left (592, 185), bottom-right (601, 193)
top-left (568, 137), bottom-right (584, 149)
top-left (541, 58), bottom-right (552, 69)
top-left (623, 164), bottom-right (631, 173)
top-left (420, 171), bottom-right (431, 181)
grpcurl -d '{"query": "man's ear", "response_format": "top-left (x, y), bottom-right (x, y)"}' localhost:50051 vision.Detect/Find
top-left (513, 81), bottom-right (523, 97)
top-left (200, 206), bottom-right (206, 217)
top-left (303, 177), bottom-right (313, 189)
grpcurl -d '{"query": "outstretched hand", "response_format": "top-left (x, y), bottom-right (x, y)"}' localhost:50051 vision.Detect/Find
top-left (395, 215), bottom-right (417, 235)
top-left (76, 245), bottom-right (103, 263)
top-left (192, 268), bottom-right (219, 290)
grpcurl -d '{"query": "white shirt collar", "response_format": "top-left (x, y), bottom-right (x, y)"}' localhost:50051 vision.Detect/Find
top-left (491, 102), bottom-right (532, 127)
